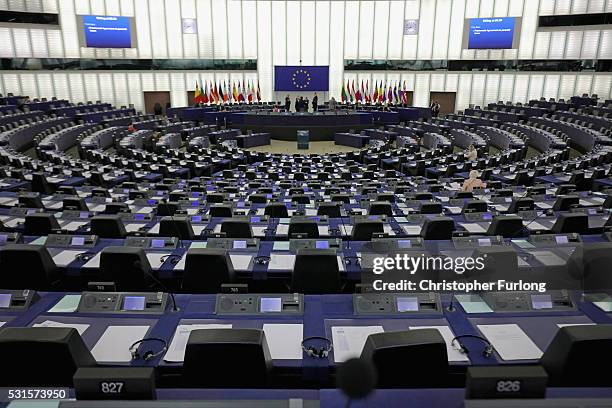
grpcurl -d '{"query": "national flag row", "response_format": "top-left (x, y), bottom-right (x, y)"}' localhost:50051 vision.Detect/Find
top-left (194, 80), bottom-right (261, 104)
top-left (341, 79), bottom-right (410, 105)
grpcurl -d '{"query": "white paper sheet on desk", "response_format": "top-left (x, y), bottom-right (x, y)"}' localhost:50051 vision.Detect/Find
top-left (230, 254), bottom-right (253, 271)
top-left (0, 322), bottom-right (5, 328)
top-left (61, 221), bottom-right (88, 232)
top-left (132, 207), bottom-right (154, 214)
top-left (477, 324), bottom-right (542, 361)
top-left (0, 197), bottom-right (17, 206)
top-left (191, 225), bottom-right (206, 235)
top-left (125, 223), bottom-right (147, 233)
top-left (92, 326), bottom-right (150, 362)
top-left (52, 250), bottom-right (86, 267)
top-left (351, 209), bottom-right (366, 215)
top-left (579, 199), bottom-right (595, 206)
top-left (332, 326), bottom-right (384, 363)
top-left (438, 196), bottom-right (450, 202)
top-left (276, 224), bottom-right (289, 235)
top-left (383, 225), bottom-right (396, 236)
top-left (148, 223), bottom-right (161, 234)
top-left (48, 294), bottom-right (81, 313)
top-left (492, 204), bottom-right (509, 212)
top-left (256, 208), bottom-right (265, 216)
top-left (164, 324), bottom-right (233, 362)
top-left (590, 196), bottom-right (605, 204)
top-left (409, 326), bottom-right (469, 362)
top-left (305, 209), bottom-right (317, 216)
top-left (263, 324), bottom-right (304, 360)
top-left (87, 204), bottom-right (106, 212)
top-left (82, 253), bottom-right (102, 268)
top-left (401, 225), bottom-right (422, 235)
top-left (4, 218), bottom-right (22, 228)
top-left (317, 226), bottom-right (329, 236)
top-left (530, 250), bottom-right (566, 266)
top-left (459, 223), bottom-right (487, 234)
top-left (250, 226), bottom-right (266, 237)
top-left (43, 201), bottom-right (63, 210)
top-left (268, 254), bottom-right (296, 271)
top-left (33, 320), bottom-right (90, 336)
top-left (527, 222), bottom-right (549, 231)
top-left (445, 206), bottom-right (463, 215)
top-left (536, 202), bottom-right (553, 209)
top-left (340, 225), bottom-right (353, 236)
top-left (146, 252), bottom-right (172, 269)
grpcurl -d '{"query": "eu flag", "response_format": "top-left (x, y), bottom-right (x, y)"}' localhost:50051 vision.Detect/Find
top-left (274, 66), bottom-right (329, 91)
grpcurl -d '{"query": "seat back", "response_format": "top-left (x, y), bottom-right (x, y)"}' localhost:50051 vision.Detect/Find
top-left (0, 244), bottom-right (58, 290)
top-left (292, 249), bottom-right (340, 294)
top-left (182, 248), bottom-right (235, 293)
top-left (91, 215), bottom-right (127, 238)
top-left (420, 217), bottom-right (455, 240)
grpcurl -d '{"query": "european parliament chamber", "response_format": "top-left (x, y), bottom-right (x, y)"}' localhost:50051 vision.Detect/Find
top-left (1, 0), bottom-right (612, 407)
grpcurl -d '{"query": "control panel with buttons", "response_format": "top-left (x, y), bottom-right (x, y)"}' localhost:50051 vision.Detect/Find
top-left (215, 293), bottom-right (304, 315)
top-left (353, 292), bottom-right (442, 315)
top-left (481, 291), bottom-right (575, 312)
top-left (77, 292), bottom-right (169, 314)
top-left (45, 233), bottom-right (98, 248)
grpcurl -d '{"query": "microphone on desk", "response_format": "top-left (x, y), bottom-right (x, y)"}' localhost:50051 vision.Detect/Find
top-left (134, 260), bottom-right (179, 312)
top-left (336, 357), bottom-right (377, 408)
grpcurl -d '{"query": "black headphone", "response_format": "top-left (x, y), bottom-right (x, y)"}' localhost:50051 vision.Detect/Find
top-left (160, 254), bottom-right (181, 265)
top-left (254, 256), bottom-right (270, 265)
top-left (301, 336), bottom-right (333, 359)
top-left (75, 251), bottom-right (96, 262)
top-left (129, 337), bottom-right (168, 362)
top-left (451, 335), bottom-right (494, 358)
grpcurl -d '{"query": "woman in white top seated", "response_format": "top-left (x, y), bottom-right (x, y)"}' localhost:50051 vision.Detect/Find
top-left (461, 170), bottom-right (486, 192)
top-left (466, 144), bottom-right (477, 161)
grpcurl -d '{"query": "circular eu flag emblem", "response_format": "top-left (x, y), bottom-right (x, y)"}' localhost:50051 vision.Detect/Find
top-left (291, 69), bottom-right (312, 90)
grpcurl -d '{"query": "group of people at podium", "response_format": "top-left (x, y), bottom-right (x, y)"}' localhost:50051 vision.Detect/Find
top-left (285, 94), bottom-right (319, 113)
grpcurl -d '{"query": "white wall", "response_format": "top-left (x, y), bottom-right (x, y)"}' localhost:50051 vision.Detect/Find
top-left (1, 0), bottom-right (612, 110)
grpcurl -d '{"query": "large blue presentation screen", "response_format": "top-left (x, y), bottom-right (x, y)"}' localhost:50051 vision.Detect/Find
top-left (82, 15), bottom-right (132, 48)
top-left (468, 17), bottom-right (516, 49)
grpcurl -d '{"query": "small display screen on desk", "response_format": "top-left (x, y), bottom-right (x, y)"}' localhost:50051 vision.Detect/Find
top-left (0, 235), bottom-right (7, 245)
top-left (71, 236), bottom-right (85, 246)
top-left (482, 213), bottom-right (492, 221)
top-left (0, 293), bottom-right (11, 308)
top-left (397, 297), bottom-right (419, 312)
top-left (555, 236), bottom-right (569, 244)
top-left (250, 216), bottom-right (261, 223)
top-left (260, 297), bottom-right (282, 312)
top-left (531, 294), bottom-right (553, 310)
top-left (478, 238), bottom-right (491, 247)
top-left (192, 216), bottom-right (202, 223)
top-left (134, 214), bottom-right (145, 221)
top-left (151, 239), bottom-right (165, 249)
top-left (79, 212), bottom-right (89, 219)
top-left (233, 240), bottom-right (247, 249)
top-left (398, 240), bottom-right (411, 249)
top-left (315, 240), bottom-right (330, 249)
top-left (123, 296), bottom-right (146, 311)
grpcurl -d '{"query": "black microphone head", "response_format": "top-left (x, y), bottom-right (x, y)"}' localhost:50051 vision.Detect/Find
top-left (336, 357), bottom-right (377, 400)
